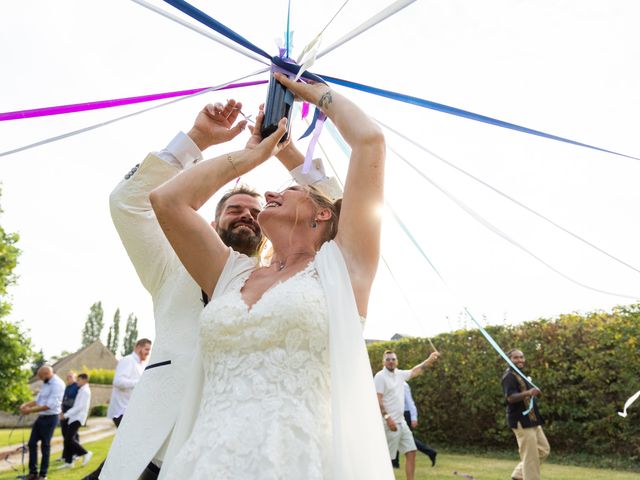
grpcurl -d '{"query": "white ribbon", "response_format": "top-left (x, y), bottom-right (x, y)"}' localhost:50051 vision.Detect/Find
top-left (130, 0), bottom-right (270, 66)
top-left (618, 389), bottom-right (640, 418)
top-left (317, 0), bottom-right (417, 60)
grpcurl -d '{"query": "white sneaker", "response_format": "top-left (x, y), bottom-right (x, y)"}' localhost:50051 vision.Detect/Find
top-left (54, 456), bottom-right (64, 463)
top-left (81, 451), bottom-right (93, 466)
top-left (58, 462), bottom-right (73, 470)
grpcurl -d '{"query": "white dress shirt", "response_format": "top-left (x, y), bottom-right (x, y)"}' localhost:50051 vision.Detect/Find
top-left (36, 374), bottom-right (65, 416)
top-left (64, 383), bottom-right (91, 425)
top-left (107, 352), bottom-right (146, 419)
top-left (374, 368), bottom-right (412, 422)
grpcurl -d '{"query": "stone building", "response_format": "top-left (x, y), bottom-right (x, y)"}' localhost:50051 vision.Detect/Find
top-left (30, 340), bottom-right (117, 409)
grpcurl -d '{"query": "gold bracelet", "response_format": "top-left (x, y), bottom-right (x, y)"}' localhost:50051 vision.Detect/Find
top-left (227, 154), bottom-right (240, 177)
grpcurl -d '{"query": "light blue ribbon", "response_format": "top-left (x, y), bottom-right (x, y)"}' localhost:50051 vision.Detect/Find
top-left (324, 120), bottom-right (539, 415)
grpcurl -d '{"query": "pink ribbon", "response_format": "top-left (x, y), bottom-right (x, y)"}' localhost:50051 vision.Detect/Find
top-left (0, 80), bottom-right (267, 121)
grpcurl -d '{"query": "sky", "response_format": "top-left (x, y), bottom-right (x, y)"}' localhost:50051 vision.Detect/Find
top-left (1, 0), bottom-right (639, 359)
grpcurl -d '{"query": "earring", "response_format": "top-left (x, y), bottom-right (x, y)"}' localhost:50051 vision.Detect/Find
top-left (311, 221), bottom-right (317, 229)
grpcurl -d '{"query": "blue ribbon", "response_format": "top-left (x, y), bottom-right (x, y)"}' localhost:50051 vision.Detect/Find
top-left (298, 106), bottom-right (320, 140)
top-left (162, 0), bottom-right (637, 162)
top-left (162, 0), bottom-right (270, 59)
top-left (285, 0), bottom-right (291, 58)
top-left (317, 74), bottom-right (639, 162)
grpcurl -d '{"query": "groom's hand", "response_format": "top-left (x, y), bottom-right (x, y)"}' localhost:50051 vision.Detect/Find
top-left (188, 99), bottom-right (248, 151)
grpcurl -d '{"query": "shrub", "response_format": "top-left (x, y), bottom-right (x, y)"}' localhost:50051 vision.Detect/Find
top-left (82, 368), bottom-right (115, 385)
top-left (90, 404), bottom-right (108, 417)
top-left (367, 303), bottom-right (640, 459)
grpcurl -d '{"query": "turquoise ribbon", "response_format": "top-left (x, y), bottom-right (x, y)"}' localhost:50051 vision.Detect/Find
top-left (324, 120), bottom-right (539, 415)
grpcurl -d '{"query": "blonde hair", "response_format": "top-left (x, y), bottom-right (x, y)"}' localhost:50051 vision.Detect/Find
top-left (304, 185), bottom-right (342, 244)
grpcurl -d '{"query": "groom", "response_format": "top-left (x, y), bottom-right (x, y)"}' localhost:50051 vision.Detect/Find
top-left (96, 100), bottom-right (340, 480)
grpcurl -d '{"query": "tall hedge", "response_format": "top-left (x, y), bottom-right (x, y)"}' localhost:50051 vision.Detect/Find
top-left (367, 304), bottom-right (640, 459)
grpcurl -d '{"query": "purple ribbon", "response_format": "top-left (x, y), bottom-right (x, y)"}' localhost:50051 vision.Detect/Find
top-left (301, 102), bottom-right (310, 119)
top-left (298, 106), bottom-right (327, 173)
top-left (302, 112), bottom-right (326, 173)
top-left (0, 80), bottom-right (267, 121)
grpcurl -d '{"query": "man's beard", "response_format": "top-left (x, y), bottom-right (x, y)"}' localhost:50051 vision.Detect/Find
top-left (218, 222), bottom-right (263, 256)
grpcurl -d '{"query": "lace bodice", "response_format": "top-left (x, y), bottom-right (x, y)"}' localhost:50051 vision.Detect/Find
top-left (162, 261), bottom-right (332, 479)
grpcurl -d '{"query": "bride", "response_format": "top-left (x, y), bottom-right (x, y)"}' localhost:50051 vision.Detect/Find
top-left (151, 73), bottom-right (392, 479)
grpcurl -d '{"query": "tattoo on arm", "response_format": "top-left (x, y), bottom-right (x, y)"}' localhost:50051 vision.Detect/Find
top-left (318, 90), bottom-right (333, 110)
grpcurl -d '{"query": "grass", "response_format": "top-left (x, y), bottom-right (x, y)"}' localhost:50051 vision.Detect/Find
top-left (0, 426), bottom-right (90, 447)
top-left (0, 428), bottom-right (62, 446)
top-left (2, 436), bottom-right (636, 480)
top-left (393, 451), bottom-right (640, 480)
top-left (0, 436), bottom-right (113, 480)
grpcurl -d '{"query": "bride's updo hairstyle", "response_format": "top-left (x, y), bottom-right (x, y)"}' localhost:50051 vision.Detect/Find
top-left (304, 185), bottom-right (342, 244)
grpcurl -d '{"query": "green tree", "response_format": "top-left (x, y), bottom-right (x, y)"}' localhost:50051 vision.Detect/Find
top-left (0, 187), bottom-right (20, 320)
top-left (122, 313), bottom-right (139, 356)
top-left (81, 301), bottom-right (104, 347)
top-left (0, 187), bottom-right (33, 410)
top-left (30, 348), bottom-right (47, 376)
top-left (0, 320), bottom-right (34, 411)
top-left (106, 308), bottom-right (121, 355)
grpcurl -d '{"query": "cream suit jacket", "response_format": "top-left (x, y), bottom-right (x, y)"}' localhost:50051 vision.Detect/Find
top-left (101, 152), bottom-right (341, 479)
top-left (100, 154), bottom-right (203, 479)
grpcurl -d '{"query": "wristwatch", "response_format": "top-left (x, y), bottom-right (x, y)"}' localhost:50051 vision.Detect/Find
top-left (383, 414), bottom-right (390, 420)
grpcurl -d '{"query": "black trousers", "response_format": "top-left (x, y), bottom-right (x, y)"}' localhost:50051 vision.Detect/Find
top-left (28, 414), bottom-right (58, 476)
top-left (82, 415), bottom-right (160, 480)
top-left (63, 420), bottom-right (88, 463)
top-left (392, 411), bottom-right (437, 466)
top-left (60, 418), bottom-right (79, 460)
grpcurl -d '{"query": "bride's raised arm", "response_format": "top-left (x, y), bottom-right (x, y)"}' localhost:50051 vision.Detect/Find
top-left (149, 114), bottom-right (288, 298)
top-left (275, 73), bottom-right (385, 316)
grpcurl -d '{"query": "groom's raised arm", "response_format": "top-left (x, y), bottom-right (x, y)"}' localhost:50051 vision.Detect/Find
top-left (109, 133), bottom-right (203, 295)
top-left (110, 100), bottom-right (248, 295)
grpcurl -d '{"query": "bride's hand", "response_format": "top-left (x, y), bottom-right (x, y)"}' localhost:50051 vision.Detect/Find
top-left (246, 117), bottom-right (289, 163)
top-left (244, 104), bottom-right (265, 151)
top-left (273, 72), bottom-right (332, 112)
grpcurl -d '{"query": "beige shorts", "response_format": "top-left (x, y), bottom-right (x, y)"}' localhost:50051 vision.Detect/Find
top-left (383, 418), bottom-right (417, 458)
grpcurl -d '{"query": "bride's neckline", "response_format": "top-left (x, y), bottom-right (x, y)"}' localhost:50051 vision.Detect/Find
top-left (239, 260), bottom-right (316, 313)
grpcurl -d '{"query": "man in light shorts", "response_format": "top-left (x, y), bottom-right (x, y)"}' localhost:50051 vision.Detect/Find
top-left (374, 349), bottom-right (440, 480)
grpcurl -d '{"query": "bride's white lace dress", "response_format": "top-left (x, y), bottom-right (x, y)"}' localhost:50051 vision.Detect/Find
top-left (161, 261), bottom-right (332, 479)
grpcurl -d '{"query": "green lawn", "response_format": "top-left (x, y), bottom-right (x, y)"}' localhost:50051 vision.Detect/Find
top-left (0, 436), bottom-right (112, 480)
top-left (2, 436), bottom-right (636, 480)
top-left (394, 451), bottom-right (639, 480)
top-left (0, 426), bottom-right (91, 446)
top-left (0, 427), bottom-right (62, 446)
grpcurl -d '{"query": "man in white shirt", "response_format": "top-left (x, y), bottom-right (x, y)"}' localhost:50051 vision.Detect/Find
top-left (107, 339), bottom-right (151, 423)
top-left (59, 373), bottom-right (92, 469)
top-left (20, 365), bottom-right (65, 480)
top-left (374, 349), bottom-right (440, 480)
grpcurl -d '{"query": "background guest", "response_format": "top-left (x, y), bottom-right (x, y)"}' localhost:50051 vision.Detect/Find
top-left (19, 365), bottom-right (65, 480)
top-left (58, 372), bottom-right (79, 463)
top-left (59, 373), bottom-right (92, 469)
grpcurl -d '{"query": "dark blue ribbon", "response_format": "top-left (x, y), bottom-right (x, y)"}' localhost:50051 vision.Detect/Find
top-left (163, 0), bottom-right (638, 162)
top-left (317, 74), bottom-right (640, 162)
top-left (298, 105), bottom-right (321, 140)
top-left (163, 0), bottom-right (270, 59)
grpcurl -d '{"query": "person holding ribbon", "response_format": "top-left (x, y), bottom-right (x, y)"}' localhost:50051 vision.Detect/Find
top-left (99, 97), bottom-right (340, 480)
top-left (502, 349), bottom-right (550, 480)
top-left (150, 73), bottom-right (392, 479)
